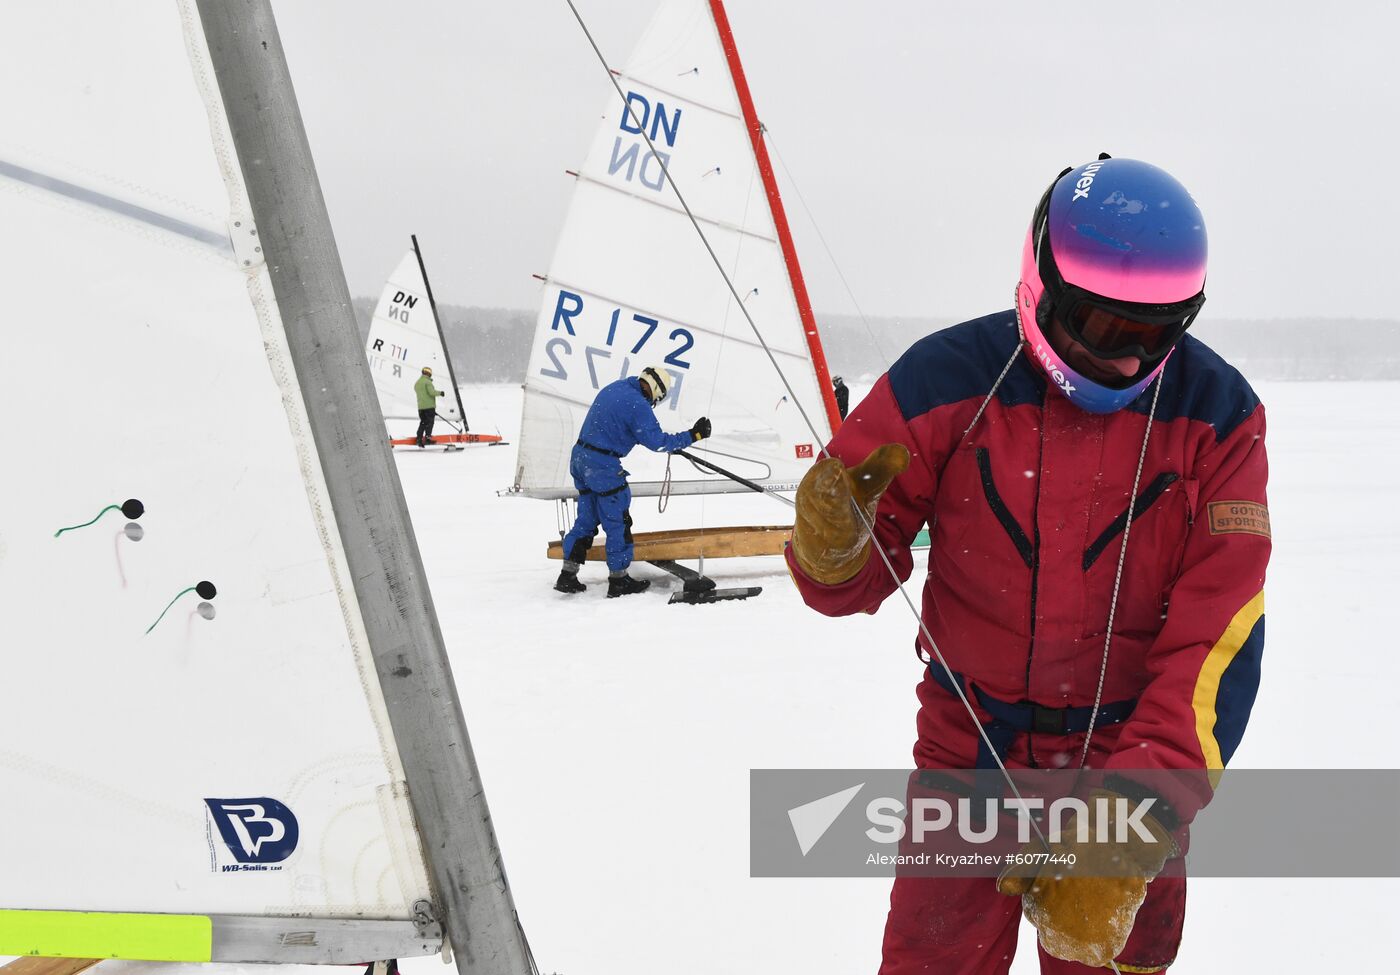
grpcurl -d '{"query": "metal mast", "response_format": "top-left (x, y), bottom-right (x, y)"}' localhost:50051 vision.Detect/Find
top-left (195, 3), bottom-right (533, 972)
top-left (411, 233), bottom-right (470, 430)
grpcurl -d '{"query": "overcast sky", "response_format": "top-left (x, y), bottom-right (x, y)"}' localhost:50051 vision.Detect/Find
top-left (273, 1), bottom-right (1397, 324)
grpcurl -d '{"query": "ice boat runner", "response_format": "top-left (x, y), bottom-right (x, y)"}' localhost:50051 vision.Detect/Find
top-left (0, 2), bottom-right (529, 972)
top-left (511, 0), bottom-right (841, 600)
top-left (367, 234), bottom-right (505, 450)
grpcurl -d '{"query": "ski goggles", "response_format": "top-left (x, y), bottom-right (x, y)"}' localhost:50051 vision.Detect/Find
top-left (1047, 283), bottom-right (1205, 363)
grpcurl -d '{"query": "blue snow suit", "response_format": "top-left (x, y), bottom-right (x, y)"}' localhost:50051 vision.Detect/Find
top-left (561, 377), bottom-right (694, 572)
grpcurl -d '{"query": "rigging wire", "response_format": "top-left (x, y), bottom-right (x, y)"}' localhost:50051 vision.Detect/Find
top-left (707, 155), bottom-right (758, 418)
top-left (764, 129), bottom-right (894, 368)
top-left (561, 0), bottom-right (1052, 852)
top-left (695, 153), bottom-right (760, 529)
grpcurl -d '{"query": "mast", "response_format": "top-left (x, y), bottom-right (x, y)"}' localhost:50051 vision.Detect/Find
top-left (412, 233), bottom-right (470, 431)
top-left (706, 0), bottom-right (843, 433)
top-left (194, 3), bottom-right (531, 973)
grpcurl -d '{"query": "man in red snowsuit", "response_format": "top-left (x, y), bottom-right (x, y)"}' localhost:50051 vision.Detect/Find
top-left (787, 158), bottom-right (1270, 973)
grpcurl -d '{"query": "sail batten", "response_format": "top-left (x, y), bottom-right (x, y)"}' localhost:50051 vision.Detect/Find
top-left (0, 157), bottom-right (234, 252)
top-left (573, 171), bottom-right (781, 244)
top-left (514, 0), bottom-right (835, 498)
top-left (611, 74), bottom-right (745, 121)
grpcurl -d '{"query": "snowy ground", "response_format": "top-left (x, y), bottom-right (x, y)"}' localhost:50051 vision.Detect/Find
top-left (393, 380), bottom-right (1399, 973)
top-left (9, 380), bottom-right (1395, 974)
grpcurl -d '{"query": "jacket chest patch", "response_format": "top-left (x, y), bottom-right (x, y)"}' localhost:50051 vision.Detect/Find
top-left (1207, 500), bottom-right (1271, 538)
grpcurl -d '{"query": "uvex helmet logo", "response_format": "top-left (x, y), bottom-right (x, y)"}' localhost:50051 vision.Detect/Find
top-left (1034, 343), bottom-right (1077, 396)
top-left (1071, 161), bottom-right (1104, 201)
top-left (205, 797), bottom-right (299, 864)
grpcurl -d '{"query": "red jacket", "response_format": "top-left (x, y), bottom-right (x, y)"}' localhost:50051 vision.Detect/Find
top-left (788, 312), bottom-right (1270, 820)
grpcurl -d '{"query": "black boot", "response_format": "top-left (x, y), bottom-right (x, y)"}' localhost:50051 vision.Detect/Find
top-left (607, 574), bottom-right (651, 598)
top-left (554, 570), bottom-right (586, 594)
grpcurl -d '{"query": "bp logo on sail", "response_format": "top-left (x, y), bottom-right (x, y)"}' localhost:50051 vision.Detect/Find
top-left (204, 796), bottom-right (299, 871)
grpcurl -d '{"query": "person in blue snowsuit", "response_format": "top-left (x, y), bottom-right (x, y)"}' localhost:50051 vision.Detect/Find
top-left (555, 364), bottom-right (711, 597)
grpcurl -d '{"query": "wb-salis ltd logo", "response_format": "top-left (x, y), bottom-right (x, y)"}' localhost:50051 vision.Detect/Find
top-left (205, 796), bottom-right (300, 870)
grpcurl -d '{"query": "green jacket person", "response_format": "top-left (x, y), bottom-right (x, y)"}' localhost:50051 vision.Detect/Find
top-left (413, 366), bottom-right (445, 447)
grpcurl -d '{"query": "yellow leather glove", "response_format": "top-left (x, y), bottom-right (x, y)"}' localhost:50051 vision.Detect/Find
top-left (996, 790), bottom-right (1177, 968)
top-left (791, 443), bottom-right (909, 585)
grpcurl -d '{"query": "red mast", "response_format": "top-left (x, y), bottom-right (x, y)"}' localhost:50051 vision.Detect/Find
top-left (707, 0), bottom-right (843, 434)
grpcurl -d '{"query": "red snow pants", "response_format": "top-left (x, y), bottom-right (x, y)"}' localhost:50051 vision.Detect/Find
top-left (879, 873), bottom-right (1185, 974)
top-left (878, 680), bottom-right (1187, 973)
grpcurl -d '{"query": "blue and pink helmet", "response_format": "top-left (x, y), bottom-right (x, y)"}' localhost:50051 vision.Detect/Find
top-left (1016, 156), bottom-right (1208, 413)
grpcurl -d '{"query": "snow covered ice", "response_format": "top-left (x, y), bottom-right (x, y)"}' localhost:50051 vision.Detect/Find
top-left (0, 382), bottom-right (1394, 972)
top-left (3, 0), bottom-right (1395, 969)
top-left (375, 379), bottom-right (1398, 972)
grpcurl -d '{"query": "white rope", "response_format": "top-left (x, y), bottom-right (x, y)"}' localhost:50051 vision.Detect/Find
top-left (658, 452), bottom-right (673, 513)
top-left (953, 347), bottom-right (1158, 975)
top-left (961, 341), bottom-right (1023, 442)
top-left (1079, 372), bottom-right (1165, 768)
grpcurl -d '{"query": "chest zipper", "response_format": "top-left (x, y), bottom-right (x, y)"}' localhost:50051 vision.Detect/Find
top-left (975, 447), bottom-right (1033, 568)
top-left (1081, 472), bottom-right (1180, 571)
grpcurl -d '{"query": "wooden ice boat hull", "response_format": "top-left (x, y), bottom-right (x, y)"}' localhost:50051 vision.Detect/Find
top-left (547, 525), bottom-right (791, 562)
top-left (1, 961), bottom-right (101, 975)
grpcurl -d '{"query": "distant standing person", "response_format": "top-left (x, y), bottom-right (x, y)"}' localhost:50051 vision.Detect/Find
top-left (832, 374), bottom-right (850, 420)
top-left (414, 366), bottom-right (444, 448)
top-left (555, 365), bottom-right (711, 597)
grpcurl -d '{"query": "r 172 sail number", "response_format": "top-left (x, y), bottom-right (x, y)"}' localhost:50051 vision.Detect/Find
top-left (539, 289), bottom-right (695, 407)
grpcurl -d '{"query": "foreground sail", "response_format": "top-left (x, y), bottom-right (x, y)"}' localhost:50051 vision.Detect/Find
top-left (0, 2), bottom-right (526, 969)
top-left (513, 0), bottom-right (840, 499)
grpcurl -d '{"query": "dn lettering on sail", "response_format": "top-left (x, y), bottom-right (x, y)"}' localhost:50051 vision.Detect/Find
top-left (387, 290), bottom-right (417, 322)
top-left (608, 90), bottom-right (681, 193)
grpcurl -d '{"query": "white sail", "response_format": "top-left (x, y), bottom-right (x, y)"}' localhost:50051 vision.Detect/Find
top-left (0, 1), bottom-right (438, 961)
top-left (513, 0), bottom-right (839, 499)
top-left (367, 246), bottom-right (462, 428)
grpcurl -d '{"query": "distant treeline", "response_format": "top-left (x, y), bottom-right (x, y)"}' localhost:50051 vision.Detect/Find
top-left (352, 297), bottom-right (533, 383)
top-left (351, 298), bottom-right (1399, 383)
